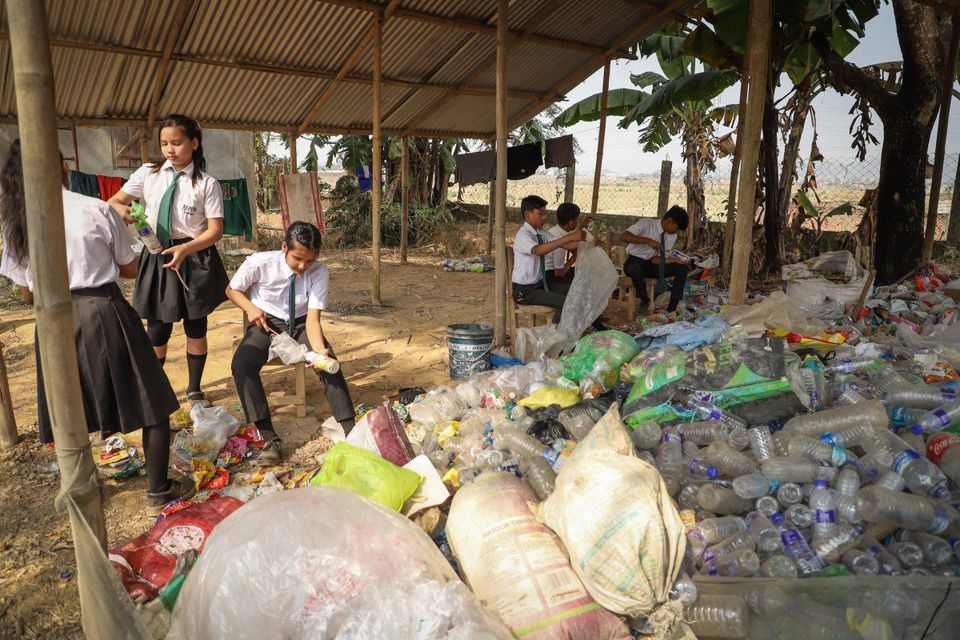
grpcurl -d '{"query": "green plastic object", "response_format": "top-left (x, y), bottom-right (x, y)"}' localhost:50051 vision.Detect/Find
top-left (559, 330), bottom-right (640, 387)
top-left (130, 200), bottom-right (147, 224)
top-left (309, 442), bottom-right (422, 511)
top-left (817, 564), bottom-right (853, 578)
top-left (160, 574), bottom-right (186, 612)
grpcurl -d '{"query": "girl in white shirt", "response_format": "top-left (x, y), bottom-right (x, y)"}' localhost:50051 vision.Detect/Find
top-left (108, 114), bottom-right (229, 408)
top-left (225, 222), bottom-right (355, 465)
top-left (0, 140), bottom-right (192, 510)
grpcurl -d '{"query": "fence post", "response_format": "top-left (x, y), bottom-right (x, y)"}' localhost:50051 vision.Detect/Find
top-left (564, 160), bottom-right (575, 204)
top-left (657, 159), bottom-right (672, 216)
top-left (487, 179), bottom-right (495, 255)
top-left (949, 155), bottom-right (960, 243)
top-left (0, 341), bottom-right (16, 449)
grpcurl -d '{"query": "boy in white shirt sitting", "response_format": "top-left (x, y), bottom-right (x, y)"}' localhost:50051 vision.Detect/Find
top-left (544, 202), bottom-right (596, 289)
top-left (619, 205), bottom-right (689, 312)
top-left (511, 195), bottom-right (585, 322)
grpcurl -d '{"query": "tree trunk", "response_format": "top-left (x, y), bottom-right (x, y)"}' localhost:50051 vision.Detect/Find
top-left (439, 171), bottom-right (450, 209)
top-left (777, 100), bottom-right (809, 258)
top-left (761, 93), bottom-right (782, 273)
top-left (684, 136), bottom-right (703, 251)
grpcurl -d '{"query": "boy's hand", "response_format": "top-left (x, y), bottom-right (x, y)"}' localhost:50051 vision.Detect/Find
top-left (648, 239), bottom-right (661, 251)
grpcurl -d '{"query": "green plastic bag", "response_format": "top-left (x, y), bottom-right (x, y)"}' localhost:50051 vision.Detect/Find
top-left (559, 330), bottom-right (640, 388)
top-left (310, 442), bottom-right (422, 511)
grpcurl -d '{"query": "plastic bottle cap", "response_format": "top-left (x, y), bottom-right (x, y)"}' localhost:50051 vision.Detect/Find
top-left (814, 479), bottom-right (827, 488)
top-left (770, 513), bottom-right (783, 525)
top-left (910, 424), bottom-right (923, 435)
top-left (707, 466), bottom-right (720, 479)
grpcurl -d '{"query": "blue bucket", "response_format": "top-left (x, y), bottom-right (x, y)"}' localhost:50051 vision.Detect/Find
top-left (447, 323), bottom-right (494, 380)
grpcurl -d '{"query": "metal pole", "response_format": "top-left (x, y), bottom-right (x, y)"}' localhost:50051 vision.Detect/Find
top-left (494, 0), bottom-right (508, 345)
top-left (371, 11), bottom-right (383, 304)
top-left (590, 61), bottom-right (610, 216)
top-left (400, 136), bottom-right (409, 263)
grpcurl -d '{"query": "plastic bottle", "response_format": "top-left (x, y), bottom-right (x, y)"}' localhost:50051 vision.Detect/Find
top-left (811, 523), bottom-right (863, 564)
top-left (518, 456), bottom-right (556, 501)
top-left (630, 421), bottom-right (662, 450)
top-left (670, 573), bottom-right (698, 606)
top-left (834, 493), bottom-right (861, 524)
top-left (556, 409), bottom-right (594, 440)
top-left (702, 529), bottom-right (756, 565)
top-left (684, 594), bottom-right (749, 639)
top-left (835, 467), bottom-right (860, 497)
top-left (909, 400), bottom-right (960, 434)
top-left (655, 426), bottom-right (684, 479)
top-left (494, 428), bottom-right (550, 461)
top-left (129, 201), bottom-right (163, 254)
top-left (927, 433), bottom-right (960, 485)
top-left (692, 516), bottom-right (747, 545)
top-left (775, 482), bottom-right (803, 506)
top-left (898, 530), bottom-right (953, 566)
top-left (810, 479), bottom-right (838, 548)
top-left (762, 456), bottom-right (834, 483)
top-left (888, 448), bottom-right (952, 500)
top-left (697, 485), bottom-right (754, 515)
top-left (705, 440), bottom-right (759, 477)
top-left (679, 421), bottom-right (730, 445)
top-left (760, 554), bottom-right (797, 578)
top-left (874, 366), bottom-right (908, 395)
top-left (745, 511), bottom-right (783, 554)
top-left (755, 495), bottom-right (779, 519)
top-left (884, 385), bottom-right (957, 410)
top-left (875, 471), bottom-right (906, 492)
top-left (835, 386), bottom-right (868, 405)
top-left (785, 434), bottom-right (848, 466)
top-left (304, 350), bottom-right (341, 374)
top-left (819, 423), bottom-right (878, 449)
top-left (856, 485), bottom-right (960, 534)
top-left (841, 548), bottom-right (879, 575)
top-left (861, 539), bottom-right (903, 575)
top-left (732, 472), bottom-right (773, 499)
top-left (783, 400), bottom-right (888, 437)
top-left (886, 541), bottom-right (924, 567)
top-left (686, 457), bottom-right (721, 480)
top-left (698, 548), bottom-right (760, 577)
top-left (772, 512), bottom-right (824, 576)
top-left (785, 503), bottom-right (813, 530)
top-left (679, 484), bottom-right (700, 510)
top-left (727, 425), bottom-right (750, 451)
top-left (682, 440), bottom-right (700, 457)
top-left (823, 356), bottom-right (885, 376)
top-left (747, 425), bottom-right (774, 461)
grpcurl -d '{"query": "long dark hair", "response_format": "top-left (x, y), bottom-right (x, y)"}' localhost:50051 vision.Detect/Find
top-left (284, 221), bottom-right (322, 253)
top-left (0, 139), bottom-right (27, 262)
top-left (149, 113), bottom-right (206, 186)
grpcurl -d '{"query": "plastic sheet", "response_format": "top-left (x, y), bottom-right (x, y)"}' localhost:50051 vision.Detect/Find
top-left (168, 488), bottom-right (513, 639)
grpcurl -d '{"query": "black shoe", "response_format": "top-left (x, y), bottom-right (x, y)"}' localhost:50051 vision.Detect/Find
top-left (187, 391), bottom-right (212, 409)
top-left (258, 430), bottom-right (283, 465)
top-left (148, 478), bottom-right (196, 512)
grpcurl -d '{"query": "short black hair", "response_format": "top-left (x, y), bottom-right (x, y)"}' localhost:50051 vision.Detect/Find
top-left (664, 205), bottom-right (689, 231)
top-left (520, 195), bottom-right (548, 214)
top-left (556, 202), bottom-right (580, 225)
top-left (284, 220), bottom-right (322, 252)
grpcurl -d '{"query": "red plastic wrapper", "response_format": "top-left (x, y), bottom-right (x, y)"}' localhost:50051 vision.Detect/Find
top-left (345, 405), bottom-right (415, 466)
top-left (236, 424), bottom-right (265, 448)
top-left (110, 496), bottom-right (243, 601)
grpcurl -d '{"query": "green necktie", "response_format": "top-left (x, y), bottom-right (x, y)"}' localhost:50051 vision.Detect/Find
top-left (156, 171), bottom-right (184, 247)
top-left (287, 273), bottom-right (297, 334)
top-left (535, 231), bottom-right (549, 292)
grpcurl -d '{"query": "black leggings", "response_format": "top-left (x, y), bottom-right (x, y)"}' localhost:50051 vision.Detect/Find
top-left (146, 317), bottom-right (209, 347)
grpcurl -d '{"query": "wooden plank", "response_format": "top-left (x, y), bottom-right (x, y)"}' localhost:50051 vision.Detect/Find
top-left (494, 0), bottom-right (508, 346)
top-left (590, 61), bottom-right (611, 216)
top-left (289, 129), bottom-right (298, 174)
top-left (657, 159), bottom-right (672, 216)
top-left (371, 11), bottom-right (383, 305)
top-left (728, 0), bottom-right (773, 306)
top-left (146, 0), bottom-right (193, 129)
top-left (400, 136), bottom-right (410, 263)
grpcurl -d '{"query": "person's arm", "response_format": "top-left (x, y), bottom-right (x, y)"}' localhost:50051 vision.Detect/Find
top-left (304, 308), bottom-right (330, 357)
top-left (18, 286), bottom-right (32, 305)
top-left (620, 229), bottom-right (661, 250)
top-left (530, 229), bottom-right (585, 256)
top-left (108, 190), bottom-right (137, 224)
top-left (225, 284), bottom-right (272, 333)
top-left (117, 260), bottom-right (137, 279)
top-left (162, 218), bottom-right (223, 271)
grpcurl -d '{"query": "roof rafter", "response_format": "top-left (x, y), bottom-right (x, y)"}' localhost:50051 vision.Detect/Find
top-left (146, 0), bottom-right (193, 128)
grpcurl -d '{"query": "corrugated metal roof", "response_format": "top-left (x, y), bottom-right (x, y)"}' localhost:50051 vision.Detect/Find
top-left (0, 0), bottom-right (700, 138)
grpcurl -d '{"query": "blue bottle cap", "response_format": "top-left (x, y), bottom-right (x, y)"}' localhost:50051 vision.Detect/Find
top-left (707, 466), bottom-right (720, 479)
top-left (910, 424), bottom-right (923, 435)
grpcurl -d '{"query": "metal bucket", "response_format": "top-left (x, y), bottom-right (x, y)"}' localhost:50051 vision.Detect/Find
top-left (446, 323), bottom-right (494, 381)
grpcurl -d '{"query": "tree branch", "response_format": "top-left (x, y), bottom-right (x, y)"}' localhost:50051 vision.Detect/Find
top-left (809, 28), bottom-right (894, 116)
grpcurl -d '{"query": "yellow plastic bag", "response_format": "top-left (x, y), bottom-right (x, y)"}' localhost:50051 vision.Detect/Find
top-left (309, 442), bottom-right (422, 511)
top-left (517, 386), bottom-right (581, 410)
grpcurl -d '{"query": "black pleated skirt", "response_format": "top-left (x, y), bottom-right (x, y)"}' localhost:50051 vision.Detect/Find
top-left (36, 283), bottom-right (179, 443)
top-left (132, 238), bottom-right (230, 323)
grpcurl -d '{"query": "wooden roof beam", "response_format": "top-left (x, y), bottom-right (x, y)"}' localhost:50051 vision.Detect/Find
top-left (146, 0), bottom-right (193, 129)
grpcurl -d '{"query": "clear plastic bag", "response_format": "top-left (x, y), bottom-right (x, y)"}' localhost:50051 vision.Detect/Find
top-left (268, 331), bottom-right (308, 364)
top-left (171, 405), bottom-right (241, 471)
top-left (168, 487), bottom-right (513, 639)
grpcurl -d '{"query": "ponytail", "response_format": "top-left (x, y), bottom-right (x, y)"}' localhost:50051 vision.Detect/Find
top-left (0, 139), bottom-right (27, 262)
top-left (150, 113), bottom-right (206, 186)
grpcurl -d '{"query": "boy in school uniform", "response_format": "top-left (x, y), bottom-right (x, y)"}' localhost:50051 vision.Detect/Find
top-left (511, 195), bottom-right (585, 322)
top-left (619, 205), bottom-right (690, 312)
top-left (544, 201), bottom-right (597, 288)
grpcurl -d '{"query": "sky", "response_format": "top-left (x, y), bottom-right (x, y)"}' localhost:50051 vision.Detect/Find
top-left (281, 4), bottom-right (959, 178)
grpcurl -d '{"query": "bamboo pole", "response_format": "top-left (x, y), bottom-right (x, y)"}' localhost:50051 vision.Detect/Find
top-left (289, 130), bottom-right (298, 173)
top-left (0, 342), bottom-right (16, 449)
top-left (487, 179), bottom-right (495, 254)
top-left (657, 159), bottom-right (672, 216)
top-left (5, 0), bottom-right (115, 634)
top-left (590, 61), bottom-right (611, 216)
top-left (922, 19), bottom-right (960, 263)
top-left (494, 0), bottom-right (508, 346)
top-left (400, 136), bottom-right (409, 264)
top-left (371, 11), bottom-right (383, 305)
top-left (728, 0), bottom-right (772, 306)
top-left (564, 160), bottom-right (575, 203)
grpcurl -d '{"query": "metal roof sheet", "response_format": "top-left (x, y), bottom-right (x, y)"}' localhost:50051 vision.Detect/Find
top-left (0, 0), bottom-right (699, 138)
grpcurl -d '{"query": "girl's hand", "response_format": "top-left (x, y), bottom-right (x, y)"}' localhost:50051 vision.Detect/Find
top-left (113, 202), bottom-right (134, 224)
top-left (247, 306), bottom-right (272, 333)
top-left (161, 244), bottom-right (191, 271)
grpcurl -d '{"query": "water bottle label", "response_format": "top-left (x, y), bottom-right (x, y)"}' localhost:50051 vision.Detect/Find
top-left (781, 530), bottom-right (803, 545)
top-left (930, 481), bottom-right (951, 500)
top-left (932, 408), bottom-right (951, 428)
top-left (702, 548), bottom-right (715, 563)
top-left (836, 359), bottom-right (854, 374)
top-left (942, 389), bottom-right (957, 402)
top-left (814, 509), bottom-right (836, 524)
top-left (891, 449), bottom-right (921, 473)
top-left (930, 504), bottom-right (950, 535)
top-left (831, 447), bottom-right (847, 467)
top-left (661, 432), bottom-right (681, 445)
top-left (137, 227), bottom-right (152, 238)
top-left (542, 449), bottom-right (560, 465)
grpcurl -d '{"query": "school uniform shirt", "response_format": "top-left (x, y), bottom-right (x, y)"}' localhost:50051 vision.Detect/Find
top-left (229, 250), bottom-right (329, 323)
top-left (0, 188), bottom-right (135, 291)
top-left (512, 222), bottom-right (551, 285)
top-left (119, 160), bottom-right (223, 240)
top-left (625, 217), bottom-right (675, 260)
top-left (543, 224), bottom-right (594, 272)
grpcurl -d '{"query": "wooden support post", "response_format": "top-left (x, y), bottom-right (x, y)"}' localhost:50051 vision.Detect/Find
top-left (948, 150), bottom-right (960, 243)
top-left (0, 342), bottom-right (16, 449)
top-left (371, 12), bottom-right (383, 305)
top-left (722, 60), bottom-right (751, 279)
top-left (728, 0), bottom-right (772, 306)
top-left (400, 136), bottom-right (409, 264)
top-left (70, 124), bottom-right (79, 171)
top-left (289, 130), bottom-right (298, 173)
top-left (564, 160), bottom-right (575, 203)
top-left (591, 61), bottom-right (611, 216)
top-left (657, 159), bottom-right (672, 216)
top-left (922, 19), bottom-right (960, 263)
top-left (139, 126), bottom-right (151, 164)
top-left (494, 0), bottom-right (508, 345)
top-left (486, 179), bottom-right (495, 255)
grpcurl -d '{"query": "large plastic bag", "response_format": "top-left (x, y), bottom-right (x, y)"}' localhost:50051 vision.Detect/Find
top-left (309, 442), bottom-right (422, 511)
top-left (447, 473), bottom-right (631, 640)
top-left (268, 331), bottom-right (308, 364)
top-left (171, 405), bottom-right (241, 471)
top-left (407, 386), bottom-right (467, 427)
top-left (540, 406), bottom-right (686, 637)
top-left (723, 291), bottom-right (826, 336)
top-left (345, 406), bottom-right (415, 466)
top-left (782, 250), bottom-right (869, 309)
top-left (168, 488), bottom-right (513, 640)
top-left (560, 330), bottom-right (640, 386)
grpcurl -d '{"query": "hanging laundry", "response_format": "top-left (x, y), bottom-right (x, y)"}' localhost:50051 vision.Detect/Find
top-left (507, 142), bottom-right (543, 180)
top-left (219, 178), bottom-right (253, 241)
top-left (544, 135), bottom-right (574, 169)
top-left (97, 175), bottom-right (123, 201)
top-left (354, 165), bottom-right (373, 193)
top-left (68, 170), bottom-right (100, 198)
top-left (454, 149), bottom-right (495, 187)
top-left (278, 172), bottom-right (324, 233)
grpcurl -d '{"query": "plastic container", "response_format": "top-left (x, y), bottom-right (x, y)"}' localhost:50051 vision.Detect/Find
top-left (775, 482), bottom-right (803, 506)
top-left (698, 548), bottom-right (759, 577)
top-left (655, 426), bottom-right (683, 478)
top-left (705, 440), bottom-right (759, 477)
top-left (841, 548), bottom-right (879, 575)
top-left (686, 457), bottom-right (721, 480)
top-left (898, 530), bottom-right (953, 566)
top-left (785, 434), bottom-right (848, 466)
top-left (811, 523), bottom-right (863, 564)
top-left (883, 385), bottom-right (957, 410)
top-left (630, 421), bottom-right (662, 450)
top-left (755, 496), bottom-right (779, 518)
top-left (856, 485), bottom-right (960, 534)
top-left (697, 485), bottom-right (753, 515)
top-left (760, 554), bottom-right (797, 578)
top-left (771, 513), bottom-right (824, 576)
top-left (928, 433), bottom-right (960, 485)
top-left (783, 400), bottom-right (888, 437)
top-left (680, 421), bottom-right (731, 445)
top-left (810, 479), bottom-right (838, 548)
top-left (908, 400), bottom-right (960, 434)
top-left (745, 511), bottom-right (783, 554)
top-left (784, 503), bottom-right (813, 530)
top-left (733, 472), bottom-right (773, 499)
top-left (447, 323), bottom-right (493, 381)
top-left (684, 594), bottom-right (749, 639)
top-left (762, 456), bottom-right (831, 483)
top-left (747, 425), bottom-right (774, 461)
top-left (519, 455), bottom-right (557, 501)
top-left (129, 201), bottom-right (164, 254)
top-left (304, 350), bottom-right (340, 374)
top-left (886, 541), bottom-right (924, 567)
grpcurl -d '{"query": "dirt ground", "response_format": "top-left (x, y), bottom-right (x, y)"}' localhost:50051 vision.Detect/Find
top-left (0, 220), bottom-right (551, 637)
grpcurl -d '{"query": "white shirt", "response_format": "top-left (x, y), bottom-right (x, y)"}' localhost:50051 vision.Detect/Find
top-left (119, 161), bottom-right (223, 240)
top-left (543, 224), bottom-right (594, 272)
top-left (229, 250), bottom-right (330, 322)
top-left (0, 188), bottom-right (135, 291)
top-left (626, 217), bottom-right (675, 260)
top-left (512, 222), bottom-right (550, 285)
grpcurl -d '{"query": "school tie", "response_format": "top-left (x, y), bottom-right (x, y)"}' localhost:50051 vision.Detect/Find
top-left (656, 231), bottom-right (668, 294)
top-left (287, 273), bottom-right (297, 334)
top-left (535, 231), bottom-right (550, 292)
top-left (156, 171), bottom-right (184, 247)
